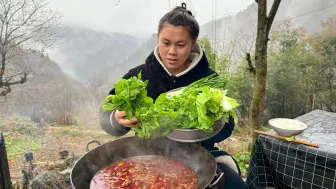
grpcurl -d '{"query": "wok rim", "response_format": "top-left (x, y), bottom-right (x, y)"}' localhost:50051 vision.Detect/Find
top-left (70, 136), bottom-right (218, 189)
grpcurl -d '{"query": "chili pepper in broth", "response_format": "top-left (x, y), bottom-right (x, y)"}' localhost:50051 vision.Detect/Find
top-left (90, 155), bottom-right (198, 189)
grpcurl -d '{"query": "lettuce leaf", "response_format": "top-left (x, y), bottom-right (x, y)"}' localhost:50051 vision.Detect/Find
top-left (102, 73), bottom-right (240, 138)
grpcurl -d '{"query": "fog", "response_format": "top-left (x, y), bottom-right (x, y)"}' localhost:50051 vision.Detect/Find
top-left (49, 0), bottom-right (254, 35)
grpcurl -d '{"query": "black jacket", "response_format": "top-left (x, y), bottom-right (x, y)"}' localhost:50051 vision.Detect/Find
top-left (99, 45), bottom-right (235, 151)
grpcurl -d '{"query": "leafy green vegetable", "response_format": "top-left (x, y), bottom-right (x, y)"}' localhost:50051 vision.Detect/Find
top-left (102, 73), bottom-right (240, 138)
top-left (285, 136), bottom-right (295, 141)
top-left (102, 72), bottom-right (160, 137)
top-left (102, 72), bottom-right (153, 119)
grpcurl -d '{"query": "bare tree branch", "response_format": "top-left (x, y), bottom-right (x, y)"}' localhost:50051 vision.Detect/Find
top-left (4, 71), bottom-right (25, 80)
top-left (0, 52), bottom-right (5, 81)
top-left (0, 72), bottom-right (27, 96)
top-left (5, 1), bottom-right (28, 38)
top-left (235, 17), bottom-right (257, 75)
top-left (0, 0), bottom-right (61, 97)
top-left (228, 32), bottom-right (239, 60)
top-left (4, 72), bottom-right (27, 85)
top-left (245, 53), bottom-right (256, 74)
top-left (266, 0), bottom-right (281, 37)
top-left (0, 85), bottom-right (11, 96)
top-left (248, 9), bottom-right (257, 53)
top-left (235, 30), bottom-right (254, 59)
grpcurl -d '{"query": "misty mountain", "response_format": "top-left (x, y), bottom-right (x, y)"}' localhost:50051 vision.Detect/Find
top-left (0, 48), bottom-right (90, 122)
top-left (47, 0), bottom-right (335, 89)
top-left (47, 26), bottom-right (142, 83)
top-left (103, 0), bottom-right (335, 82)
top-left (200, 0), bottom-right (336, 45)
top-left (1, 0), bottom-right (334, 124)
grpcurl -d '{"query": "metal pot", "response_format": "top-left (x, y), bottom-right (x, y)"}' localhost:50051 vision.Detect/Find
top-left (70, 136), bottom-right (223, 189)
top-left (165, 119), bottom-right (224, 143)
top-left (165, 87), bottom-right (225, 143)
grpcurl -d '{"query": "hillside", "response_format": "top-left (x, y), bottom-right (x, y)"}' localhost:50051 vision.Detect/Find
top-left (27, 0), bottom-right (335, 99)
top-left (200, 0), bottom-right (336, 44)
top-left (1, 26), bottom-right (145, 125)
top-left (47, 26), bottom-right (142, 83)
top-left (106, 33), bottom-right (158, 83)
top-left (0, 48), bottom-right (93, 126)
top-left (104, 0), bottom-right (335, 83)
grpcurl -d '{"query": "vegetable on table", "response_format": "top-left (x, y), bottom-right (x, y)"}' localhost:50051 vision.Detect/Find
top-left (102, 72), bottom-right (239, 138)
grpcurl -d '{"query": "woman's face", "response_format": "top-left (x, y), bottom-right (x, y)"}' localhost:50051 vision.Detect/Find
top-left (157, 23), bottom-right (194, 75)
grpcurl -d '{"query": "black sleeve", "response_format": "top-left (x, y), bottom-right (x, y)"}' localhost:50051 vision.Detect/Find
top-left (199, 116), bottom-right (235, 149)
top-left (212, 115), bottom-right (235, 143)
top-left (99, 66), bottom-right (143, 136)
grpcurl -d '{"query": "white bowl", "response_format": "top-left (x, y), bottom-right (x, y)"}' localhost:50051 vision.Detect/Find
top-left (268, 118), bottom-right (307, 137)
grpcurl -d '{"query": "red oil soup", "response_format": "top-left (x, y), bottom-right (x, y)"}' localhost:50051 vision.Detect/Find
top-left (90, 155), bottom-right (198, 189)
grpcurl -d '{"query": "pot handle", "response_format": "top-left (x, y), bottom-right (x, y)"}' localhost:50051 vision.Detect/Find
top-left (208, 172), bottom-right (224, 188)
top-left (85, 140), bottom-right (102, 152)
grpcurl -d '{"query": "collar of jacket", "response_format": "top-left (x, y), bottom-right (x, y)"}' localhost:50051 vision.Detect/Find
top-left (144, 42), bottom-right (210, 79)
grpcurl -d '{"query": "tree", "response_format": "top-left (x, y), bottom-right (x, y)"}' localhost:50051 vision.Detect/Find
top-left (265, 16), bottom-right (335, 120)
top-left (226, 59), bottom-right (254, 120)
top-left (247, 0), bottom-right (281, 145)
top-left (0, 0), bottom-right (61, 96)
top-left (308, 16), bottom-right (336, 112)
top-left (197, 37), bottom-right (217, 70)
top-left (267, 21), bottom-right (311, 118)
top-left (198, 36), bottom-right (232, 76)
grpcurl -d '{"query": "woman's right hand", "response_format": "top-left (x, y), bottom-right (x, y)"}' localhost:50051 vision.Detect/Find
top-left (114, 110), bottom-right (138, 128)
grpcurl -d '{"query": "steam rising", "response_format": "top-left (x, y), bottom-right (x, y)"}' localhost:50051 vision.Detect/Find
top-left (71, 136), bottom-right (217, 189)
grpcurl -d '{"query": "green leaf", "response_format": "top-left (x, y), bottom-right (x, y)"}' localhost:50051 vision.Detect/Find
top-left (261, 126), bottom-right (271, 132)
top-left (102, 104), bottom-right (114, 111)
top-left (285, 136), bottom-right (295, 141)
top-left (102, 74), bottom-right (239, 138)
top-left (221, 95), bottom-right (240, 111)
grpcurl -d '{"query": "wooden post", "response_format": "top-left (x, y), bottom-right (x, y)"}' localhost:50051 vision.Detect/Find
top-left (0, 132), bottom-right (11, 189)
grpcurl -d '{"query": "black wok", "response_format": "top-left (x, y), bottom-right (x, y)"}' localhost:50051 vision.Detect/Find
top-left (70, 136), bottom-right (223, 189)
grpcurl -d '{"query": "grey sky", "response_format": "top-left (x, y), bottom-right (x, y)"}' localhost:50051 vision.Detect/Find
top-left (49, 0), bottom-right (254, 34)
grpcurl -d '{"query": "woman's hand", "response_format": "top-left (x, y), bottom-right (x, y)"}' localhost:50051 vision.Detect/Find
top-left (114, 110), bottom-right (138, 128)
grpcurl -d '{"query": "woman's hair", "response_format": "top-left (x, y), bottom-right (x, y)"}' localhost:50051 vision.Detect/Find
top-left (158, 3), bottom-right (199, 40)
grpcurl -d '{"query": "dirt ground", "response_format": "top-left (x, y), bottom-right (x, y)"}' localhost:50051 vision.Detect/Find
top-left (0, 116), bottom-right (133, 182)
top-left (1, 115), bottom-right (251, 183)
top-left (218, 126), bottom-right (251, 155)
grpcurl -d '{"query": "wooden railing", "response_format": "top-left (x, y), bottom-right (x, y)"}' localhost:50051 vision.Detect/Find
top-left (0, 132), bottom-right (11, 189)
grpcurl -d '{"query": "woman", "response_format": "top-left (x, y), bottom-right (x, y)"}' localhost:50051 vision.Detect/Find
top-left (99, 3), bottom-right (247, 188)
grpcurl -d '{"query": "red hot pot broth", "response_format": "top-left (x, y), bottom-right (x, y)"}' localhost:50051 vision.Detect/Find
top-left (90, 155), bottom-right (198, 189)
